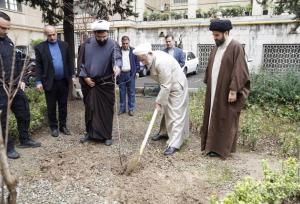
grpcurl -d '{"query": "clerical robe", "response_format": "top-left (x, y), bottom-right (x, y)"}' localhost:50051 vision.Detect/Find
top-left (148, 51), bottom-right (189, 149)
top-left (201, 39), bottom-right (250, 159)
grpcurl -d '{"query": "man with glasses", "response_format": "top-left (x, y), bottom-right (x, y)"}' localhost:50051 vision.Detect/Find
top-left (78, 20), bottom-right (122, 146)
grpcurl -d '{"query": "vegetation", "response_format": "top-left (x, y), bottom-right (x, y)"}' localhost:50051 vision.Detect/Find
top-left (210, 158), bottom-right (300, 203)
top-left (9, 88), bottom-right (46, 138)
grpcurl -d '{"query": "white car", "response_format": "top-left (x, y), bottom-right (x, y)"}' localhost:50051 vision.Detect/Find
top-left (182, 51), bottom-right (199, 75)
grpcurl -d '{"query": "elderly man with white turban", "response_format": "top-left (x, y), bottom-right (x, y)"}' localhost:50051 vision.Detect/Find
top-left (78, 20), bottom-right (122, 146)
top-left (133, 43), bottom-right (189, 156)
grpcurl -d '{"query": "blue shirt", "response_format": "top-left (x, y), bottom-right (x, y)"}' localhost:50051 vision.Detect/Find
top-left (48, 41), bottom-right (64, 80)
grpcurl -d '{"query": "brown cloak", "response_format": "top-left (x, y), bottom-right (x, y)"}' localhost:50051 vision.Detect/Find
top-left (201, 39), bottom-right (250, 159)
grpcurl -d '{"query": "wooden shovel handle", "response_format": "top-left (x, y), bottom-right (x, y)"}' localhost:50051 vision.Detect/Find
top-left (139, 108), bottom-right (159, 155)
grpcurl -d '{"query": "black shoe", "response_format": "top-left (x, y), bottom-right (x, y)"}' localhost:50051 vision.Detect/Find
top-left (51, 129), bottom-right (59, 137)
top-left (104, 139), bottom-right (112, 146)
top-left (7, 149), bottom-right (20, 159)
top-left (151, 133), bottom-right (168, 141)
top-left (128, 110), bottom-right (134, 116)
top-left (207, 151), bottom-right (221, 157)
top-left (164, 147), bottom-right (178, 156)
top-left (18, 139), bottom-right (41, 148)
top-left (80, 134), bottom-right (91, 143)
top-left (118, 111), bottom-right (125, 115)
top-left (60, 127), bottom-right (71, 135)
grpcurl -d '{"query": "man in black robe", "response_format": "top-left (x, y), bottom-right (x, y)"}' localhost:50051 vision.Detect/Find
top-left (78, 20), bottom-right (122, 146)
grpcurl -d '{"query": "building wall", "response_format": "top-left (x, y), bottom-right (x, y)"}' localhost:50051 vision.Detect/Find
top-left (112, 16), bottom-right (300, 72)
top-left (1, 5), bottom-right (45, 46)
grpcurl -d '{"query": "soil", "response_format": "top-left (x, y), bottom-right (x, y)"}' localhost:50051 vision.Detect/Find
top-left (9, 94), bottom-right (282, 204)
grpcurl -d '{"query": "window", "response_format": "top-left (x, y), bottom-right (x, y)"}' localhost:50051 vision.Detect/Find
top-left (0, 0), bottom-right (22, 12)
top-left (173, 0), bottom-right (187, 4)
top-left (187, 52), bottom-right (195, 60)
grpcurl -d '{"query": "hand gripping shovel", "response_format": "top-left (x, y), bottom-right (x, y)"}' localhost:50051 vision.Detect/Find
top-left (123, 108), bottom-right (159, 175)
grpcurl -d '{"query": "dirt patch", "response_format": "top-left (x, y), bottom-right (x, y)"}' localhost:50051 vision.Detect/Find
top-left (9, 94), bottom-right (282, 203)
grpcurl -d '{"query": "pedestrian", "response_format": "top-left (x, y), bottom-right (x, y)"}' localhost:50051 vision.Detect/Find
top-left (35, 25), bottom-right (75, 137)
top-left (201, 19), bottom-right (250, 159)
top-left (118, 36), bottom-right (140, 116)
top-left (151, 34), bottom-right (186, 141)
top-left (78, 20), bottom-right (122, 146)
top-left (0, 11), bottom-right (41, 159)
top-left (133, 42), bottom-right (189, 156)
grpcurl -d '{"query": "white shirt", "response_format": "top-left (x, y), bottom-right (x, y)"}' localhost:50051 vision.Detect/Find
top-left (121, 49), bottom-right (131, 72)
top-left (209, 37), bottom-right (232, 126)
top-left (168, 48), bottom-right (175, 57)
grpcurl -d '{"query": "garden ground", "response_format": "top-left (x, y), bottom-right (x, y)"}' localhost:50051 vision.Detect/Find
top-left (10, 95), bottom-right (283, 204)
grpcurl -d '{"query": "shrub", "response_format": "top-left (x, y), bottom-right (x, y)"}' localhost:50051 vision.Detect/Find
top-left (160, 13), bottom-right (169, 21)
top-left (9, 88), bottom-right (46, 138)
top-left (211, 158), bottom-right (300, 204)
top-left (189, 89), bottom-right (205, 133)
top-left (148, 12), bottom-right (160, 21)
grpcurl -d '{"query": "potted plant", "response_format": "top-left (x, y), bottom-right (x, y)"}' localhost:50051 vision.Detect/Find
top-left (196, 8), bottom-right (202, 18)
top-left (143, 11), bottom-right (148, 21)
top-left (245, 4), bottom-right (252, 16)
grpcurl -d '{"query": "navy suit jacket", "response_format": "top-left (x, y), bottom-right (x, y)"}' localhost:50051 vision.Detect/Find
top-left (124, 47), bottom-right (140, 78)
top-left (163, 47), bottom-right (185, 67)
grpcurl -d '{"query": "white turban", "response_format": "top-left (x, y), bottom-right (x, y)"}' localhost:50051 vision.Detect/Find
top-left (133, 42), bottom-right (152, 56)
top-left (91, 20), bottom-right (110, 31)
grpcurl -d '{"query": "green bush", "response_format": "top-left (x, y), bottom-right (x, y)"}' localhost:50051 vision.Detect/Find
top-left (249, 71), bottom-right (300, 121)
top-left (148, 12), bottom-right (160, 21)
top-left (9, 88), bottom-right (46, 138)
top-left (240, 105), bottom-right (264, 150)
top-left (211, 158), bottom-right (300, 204)
top-left (189, 89), bottom-right (205, 133)
top-left (160, 13), bottom-right (169, 21)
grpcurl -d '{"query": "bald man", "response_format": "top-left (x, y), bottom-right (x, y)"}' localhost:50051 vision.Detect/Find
top-left (35, 26), bottom-right (75, 137)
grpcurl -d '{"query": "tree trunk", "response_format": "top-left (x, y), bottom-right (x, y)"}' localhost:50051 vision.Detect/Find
top-left (0, 114), bottom-right (17, 204)
top-left (63, 0), bottom-right (76, 100)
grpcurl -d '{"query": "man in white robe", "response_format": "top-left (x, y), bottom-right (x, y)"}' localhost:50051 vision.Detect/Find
top-left (133, 43), bottom-right (189, 156)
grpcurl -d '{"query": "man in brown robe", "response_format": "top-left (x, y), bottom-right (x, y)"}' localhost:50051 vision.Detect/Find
top-left (201, 19), bottom-right (250, 159)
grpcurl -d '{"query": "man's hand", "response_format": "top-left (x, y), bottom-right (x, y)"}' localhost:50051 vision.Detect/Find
top-left (228, 90), bottom-right (237, 103)
top-left (113, 66), bottom-right (121, 76)
top-left (84, 77), bottom-right (95, 87)
top-left (20, 82), bottom-right (26, 91)
top-left (155, 102), bottom-right (162, 111)
top-left (36, 83), bottom-right (43, 92)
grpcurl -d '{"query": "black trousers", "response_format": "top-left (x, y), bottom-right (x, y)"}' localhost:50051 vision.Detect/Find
top-left (0, 87), bottom-right (30, 150)
top-left (44, 79), bottom-right (69, 130)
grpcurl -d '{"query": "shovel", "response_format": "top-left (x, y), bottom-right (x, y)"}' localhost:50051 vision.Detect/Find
top-left (123, 108), bottom-right (159, 175)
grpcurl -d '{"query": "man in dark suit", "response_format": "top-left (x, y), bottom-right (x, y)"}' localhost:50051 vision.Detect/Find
top-left (0, 11), bottom-right (41, 159)
top-left (163, 34), bottom-right (185, 67)
top-left (118, 36), bottom-right (139, 116)
top-left (35, 25), bottom-right (75, 137)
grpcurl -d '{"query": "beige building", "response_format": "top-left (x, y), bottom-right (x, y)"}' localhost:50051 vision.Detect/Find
top-left (0, 0), bottom-right (44, 54)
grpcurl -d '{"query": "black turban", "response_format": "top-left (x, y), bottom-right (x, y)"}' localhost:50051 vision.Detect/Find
top-left (209, 19), bottom-right (232, 32)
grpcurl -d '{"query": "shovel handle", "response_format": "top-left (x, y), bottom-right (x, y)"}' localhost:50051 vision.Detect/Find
top-left (139, 108), bottom-right (159, 155)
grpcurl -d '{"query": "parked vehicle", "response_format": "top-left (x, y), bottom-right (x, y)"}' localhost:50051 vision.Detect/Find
top-left (182, 50), bottom-right (199, 76)
top-left (139, 62), bottom-right (149, 77)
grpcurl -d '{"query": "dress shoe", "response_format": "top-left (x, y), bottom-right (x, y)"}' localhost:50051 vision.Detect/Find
top-left (164, 147), bottom-right (178, 156)
top-left (118, 111), bottom-right (125, 115)
top-left (60, 127), bottom-right (71, 135)
top-left (151, 133), bottom-right (169, 141)
top-left (104, 139), bottom-right (112, 146)
top-left (80, 134), bottom-right (91, 143)
top-left (207, 151), bottom-right (221, 157)
top-left (7, 149), bottom-right (20, 159)
top-left (128, 110), bottom-right (134, 116)
top-left (51, 129), bottom-right (59, 137)
top-left (18, 139), bottom-right (41, 148)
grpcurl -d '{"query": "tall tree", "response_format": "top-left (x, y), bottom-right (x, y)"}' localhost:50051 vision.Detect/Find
top-left (256, 0), bottom-right (300, 32)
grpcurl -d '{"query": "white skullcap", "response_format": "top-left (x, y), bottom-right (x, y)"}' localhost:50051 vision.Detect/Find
top-left (133, 42), bottom-right (152, 55)
top-left (91, 20), bottom-right (110, 31)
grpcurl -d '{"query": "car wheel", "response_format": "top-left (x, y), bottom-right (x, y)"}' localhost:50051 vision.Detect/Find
top-left (139, 67), bottom-right (147, 77)
top-left (183, 67), bottom-right (188, 76)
